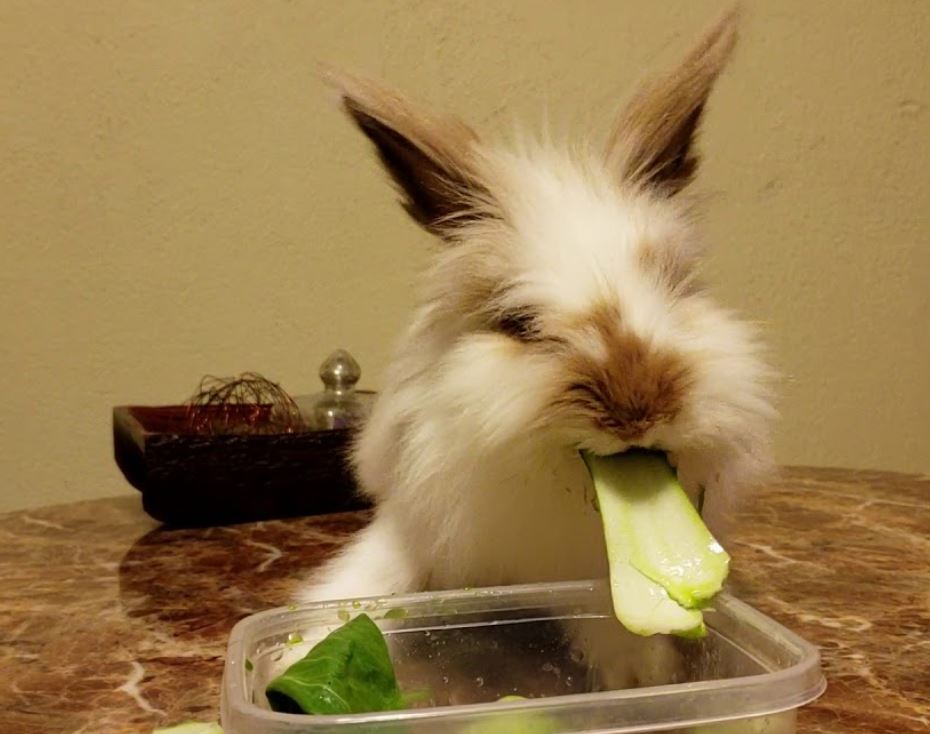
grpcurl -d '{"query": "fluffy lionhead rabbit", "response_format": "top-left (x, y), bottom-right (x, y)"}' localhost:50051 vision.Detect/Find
top-left (302, 7), bottom-right (775, 628)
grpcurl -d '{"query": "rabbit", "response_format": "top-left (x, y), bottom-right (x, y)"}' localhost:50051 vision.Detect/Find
top-left (300, 6), bottom-right (775, 688)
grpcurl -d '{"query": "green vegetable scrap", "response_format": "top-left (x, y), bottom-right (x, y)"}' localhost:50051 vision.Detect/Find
top-left (455, 694), bottom-right (557, 733)
top-left (152, 723), bottom-right (223, 734)
top-left (462, 709), bottom-right (557, 734)
top-left (690, 714), bottom-right (793, 734)
top-left (581, 450), bottom-right (730, 638)
top-left (400, 687), bottom-right (433, 707)
top-left (265, 613), bottom-right (404, 715)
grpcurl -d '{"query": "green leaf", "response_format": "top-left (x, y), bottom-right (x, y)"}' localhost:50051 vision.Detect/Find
top-left (265, 613), bottom-right (404, 715)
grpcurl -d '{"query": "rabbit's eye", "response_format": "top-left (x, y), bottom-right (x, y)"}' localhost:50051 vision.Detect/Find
top-left (492, 309), bottom-right (540, 342)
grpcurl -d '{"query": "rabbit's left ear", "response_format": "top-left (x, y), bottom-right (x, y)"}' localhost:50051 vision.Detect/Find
top-left (607, 7), bottom-right (740, 196)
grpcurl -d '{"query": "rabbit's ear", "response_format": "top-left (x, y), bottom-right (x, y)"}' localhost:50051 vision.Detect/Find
top-left (607, 6), bottom-right (740, 196)
top-left (326, 70), bottom-right (491, 236)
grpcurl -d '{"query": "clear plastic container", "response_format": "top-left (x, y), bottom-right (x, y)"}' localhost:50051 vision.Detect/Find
top-left (222, 580), bottom-right (825, 733)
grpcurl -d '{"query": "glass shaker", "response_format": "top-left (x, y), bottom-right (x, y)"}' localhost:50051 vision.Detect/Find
top-left (296, 349), bottom-right (374, 430)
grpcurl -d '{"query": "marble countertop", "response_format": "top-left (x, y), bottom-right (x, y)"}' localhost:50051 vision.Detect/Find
top-left (0, 467), bottom-right (926, 733)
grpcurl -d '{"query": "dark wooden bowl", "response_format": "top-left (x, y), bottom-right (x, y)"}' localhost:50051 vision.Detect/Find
top-left (112, 405), bottom-right (371, 527)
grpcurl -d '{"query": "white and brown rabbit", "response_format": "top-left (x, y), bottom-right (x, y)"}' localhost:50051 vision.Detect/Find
top-left (301, 8), bottom-right (775, 661)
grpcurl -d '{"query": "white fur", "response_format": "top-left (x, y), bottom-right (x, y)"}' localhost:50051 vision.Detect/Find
top-left (299, 141), bottom-right (776, 605)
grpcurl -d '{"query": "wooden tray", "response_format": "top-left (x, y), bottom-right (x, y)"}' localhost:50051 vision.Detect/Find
top-left (112, 405), bottom-right (371, 527)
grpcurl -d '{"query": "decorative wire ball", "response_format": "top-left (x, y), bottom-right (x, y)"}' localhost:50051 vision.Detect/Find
top-left (185, 372), bottom-right (305, 435)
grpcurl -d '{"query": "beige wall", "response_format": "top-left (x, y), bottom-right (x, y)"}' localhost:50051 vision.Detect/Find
top-left (1, 0), bottom-right (927, 513)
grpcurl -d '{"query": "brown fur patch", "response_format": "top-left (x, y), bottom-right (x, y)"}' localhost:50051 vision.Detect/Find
top-left (560, 303), bottom-right (692, 441)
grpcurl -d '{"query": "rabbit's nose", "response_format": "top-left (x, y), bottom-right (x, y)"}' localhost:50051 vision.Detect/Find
top-left (607, 404), bottom-right (659, 443)
top-left (595, 346), bottom-right (689, 440)
top-left (562, 306), bottom-right (691, 439)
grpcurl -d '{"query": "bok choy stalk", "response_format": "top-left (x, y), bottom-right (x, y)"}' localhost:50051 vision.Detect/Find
top-left (582, 450), bottom-right (730, 637)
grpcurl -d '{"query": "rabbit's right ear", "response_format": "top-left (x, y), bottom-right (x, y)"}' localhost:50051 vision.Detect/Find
top-left (326, 70), bottom-right (493, 237)
top-left (607, 7), bottom-right (740, 196)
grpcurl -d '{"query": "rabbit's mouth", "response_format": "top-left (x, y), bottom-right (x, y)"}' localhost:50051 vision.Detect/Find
top-left (572, 430), bottom-right (672, 461)
top-left (573, 432), bottom-right (683, 474)
top-left (574, 444), bottom-right (706, 515)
